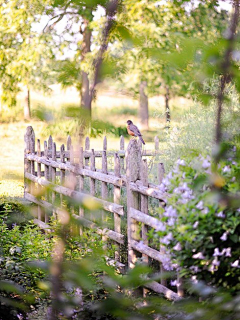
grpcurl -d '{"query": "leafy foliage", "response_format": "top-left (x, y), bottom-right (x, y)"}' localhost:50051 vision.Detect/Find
top-left (154, 139), bottom-right (240, 293)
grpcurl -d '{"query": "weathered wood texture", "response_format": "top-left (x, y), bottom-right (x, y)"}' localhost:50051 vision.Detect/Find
top-left (24, 126), bottom-right (182, 301)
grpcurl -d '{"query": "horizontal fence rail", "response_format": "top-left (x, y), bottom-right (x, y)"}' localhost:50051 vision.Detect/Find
top-left (24, 126), bottom-right (182, 301)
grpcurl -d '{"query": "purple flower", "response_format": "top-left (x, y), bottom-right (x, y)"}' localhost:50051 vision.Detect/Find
top-left (170, 280), bottom-right (177, 286)
top-left (192, 252), bottom-right (205, 259)
top-left (216, 211), bottom-right (225, 218)
top-left (231, 260), bottom-right (239, 268)
top-left (222, 247), bottom-right (231, 257)
top-left (202, 159), bottom-right (211, 169)
top-left (223, 166), bottom-right (231, 173)
top-left (173, 243), bottom-right (182, 251)
top-left (164, 205), bottom-right (177, 218)
top-left (213, 248), bottom-right (222, 257)
top-left (193, 221), bottom-right (199, 229)
top-left (167, 218), bottom-right (176, 226)
top-left (196, 201), bottom-right (204, 210)
top-left (220, 232), bottom-right (228, 241)
top-left (202, 207), bottom-right (209, 215)
top-left (212, 257), bottom-right (220, 266)
top-left (155, 221), bottom-right (166, 232)
top-left (177, 159), bottom-right (186, 166)
top-left (190, 265), bottom-right (199, 273)
top-left (161, 232), bottom-right (173, 245)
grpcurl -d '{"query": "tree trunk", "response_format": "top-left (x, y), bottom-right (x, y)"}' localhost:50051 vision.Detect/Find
top-left (80, 18), bottom-right (92, 117)
top-left (165, 86), bottom-right (170, 126)
top-left (139, 81), bottom-right (149, 130)
top-left (24, 88), bottom-right (31, 120)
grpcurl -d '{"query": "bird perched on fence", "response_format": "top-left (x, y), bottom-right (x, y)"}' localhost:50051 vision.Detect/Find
top-left (126, 120), bottom-right (145, 145)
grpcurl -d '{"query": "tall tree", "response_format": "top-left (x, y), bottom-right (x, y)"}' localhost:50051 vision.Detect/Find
top-left (111, 0), bottom-right (229, 125)
top-left (0, 0), bottom-right (55, 119)
top-left (45, 0), bottom-right (119, 117)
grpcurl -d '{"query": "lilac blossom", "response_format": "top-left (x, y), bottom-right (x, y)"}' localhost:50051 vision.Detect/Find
top-left (191, 275), bottom-right (198, 283)
top-left (192, 252), bottom-right (205, 259)
top-left (213, 248), bottom-right (222, 257)
top-left (212, 257), bottom-right (220, 267)
top-left (231, 260), bottom-right (239, 268)
top-left (158, 183), bottom-right (167, 193)
top-left (161, 232), bottom-right (173, 245)
top-left (202, 207), bottom-right (209, 215)
top-left (161, 254), bottom-right (173, 271)
top-left (216, 211), bottom-right (225, 218)
top-left (196, 201), bottom-right (204, 210)
top-left (164, 205), bottom-right (177, 218)
top-left (220, 232), bottom-right (228, 241)
top-left (170, 280), bottom-right (177, 286)
top-left (167, 172), bottom-right (173, 179)
top-left (202, 159), bottom-right (211, 169)
top-left (173, 242), bottom-right (182, 251)
top-left (222, 166), bottom-right (231, 173)
top-left (190, 265), bottom-right (199, 273)
top-left (155, 221), bottom-right (166, 232)
top-left (177, 159), bottom-right (186, 166)
top-left (162, 177), bottom-right (171, 187)
top-left (222, 248), bottom-right (231, 257)
top-left (167, 218), bottom-right (176, 226)
top-left (193, 221), bottom-right (199, 229)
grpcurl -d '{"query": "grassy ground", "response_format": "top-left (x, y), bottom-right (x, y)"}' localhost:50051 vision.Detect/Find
top-left (0, 85), bottom-right (193, 197)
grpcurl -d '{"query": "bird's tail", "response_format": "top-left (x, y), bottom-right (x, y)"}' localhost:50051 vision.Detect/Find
top-left (139, 135), bottom-right (145, 145)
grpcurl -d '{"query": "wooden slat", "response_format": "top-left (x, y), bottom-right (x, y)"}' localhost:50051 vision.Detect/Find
top-left (130, 182), bottom-right (167, 200)
top-left (72, 214), bottom-right (124, 245)
top-left (25, 154), bottom-right (123, 187)
top-left (130, 208), bottom-right (161, 229)
top-left (130, 239), bottom-right (169, 264)
top-left (25, 172), bottom-right (124, 216)
top-left (144, 280), bottom-right (181, 301)
top-left (26, 193), bottom-right (124, 244)
top-left (42, 149), bottom-right (159, 159)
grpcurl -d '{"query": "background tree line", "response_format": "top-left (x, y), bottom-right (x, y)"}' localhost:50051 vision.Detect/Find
top-left (0, 0), bottom-right (235, 129)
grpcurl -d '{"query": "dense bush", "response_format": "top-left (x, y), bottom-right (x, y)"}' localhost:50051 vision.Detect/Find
top-left (155, 142), bottom-right (240, 293)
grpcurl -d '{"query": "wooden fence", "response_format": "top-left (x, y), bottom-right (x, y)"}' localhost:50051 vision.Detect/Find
top-left (24, 126), bottom-right (182, 301)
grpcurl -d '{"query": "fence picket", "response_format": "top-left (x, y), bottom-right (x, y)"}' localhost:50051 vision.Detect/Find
top-left (37, 139), bottom-right (42, 221)
top-left (78, 147), bottom-right (84, 235)
top-left (126, 139), bottom-right (141, 269)
top-left (114, 153), bottom-right (121, 262)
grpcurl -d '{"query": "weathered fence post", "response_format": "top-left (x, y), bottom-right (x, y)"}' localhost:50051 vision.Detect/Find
top-left (37, 139), bottom-right (43, 221)
top-left (52, 142), bottom-right (57, 218)
top-left (24, 126), bottom-right (35, 197)
top-left (90, 149), bottom-right (96, 221)
top-left (85, 137), bottom-right (90, 167)
top-left (158, 162), bottom-right (167, 286)
top-left (141, 159), bottom-right (149, 297)
top-left (101, 137), bottom-right (108, 201)
top-left (101, 141), bottom-right (108, 242)
top-left (60, 144), bottom-right (65, 207)
top-left (114, 152), bottom-right (121, 262)
top-left (78, 147), bottom-right (84, 235)
top-left (119, 135), bottom-right (125, 175)
top-left (126, 139), bottom-right (141, 269)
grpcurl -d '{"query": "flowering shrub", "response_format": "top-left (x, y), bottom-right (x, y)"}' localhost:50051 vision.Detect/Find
top-left (155, 147), bottom-right (240, 293)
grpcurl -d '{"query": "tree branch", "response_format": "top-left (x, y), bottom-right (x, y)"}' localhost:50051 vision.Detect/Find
top-left (215, 0), bottom-right (239, 146)
top-left (88, 0), bottom-right (119, 104)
